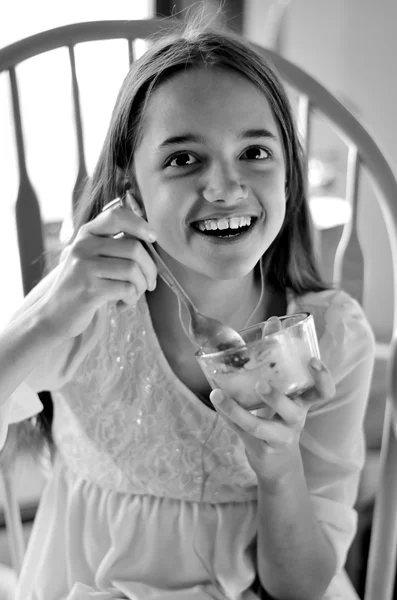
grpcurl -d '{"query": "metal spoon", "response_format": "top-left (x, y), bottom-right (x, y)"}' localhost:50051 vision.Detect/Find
top-left (102, 198), bottom-right (247, 354)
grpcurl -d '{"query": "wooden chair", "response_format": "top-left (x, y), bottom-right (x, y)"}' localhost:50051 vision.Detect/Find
top-left (0, 18), bottom-right (397, 600)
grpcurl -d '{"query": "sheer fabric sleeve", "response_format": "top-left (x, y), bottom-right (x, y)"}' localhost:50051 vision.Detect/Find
top-left (0, 382), bottom-right (44, 450)
top-left (297, 290), bottom-right (375, 570)
top-left (0, 306), bottom-right (108, 451)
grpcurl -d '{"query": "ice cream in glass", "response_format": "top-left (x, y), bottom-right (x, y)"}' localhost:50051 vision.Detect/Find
top-left (196, 313), bottom-right (320, 411)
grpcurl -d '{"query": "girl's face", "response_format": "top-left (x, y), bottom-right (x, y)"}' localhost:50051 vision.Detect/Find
top-left (133, 66), bottom-right (287, 281)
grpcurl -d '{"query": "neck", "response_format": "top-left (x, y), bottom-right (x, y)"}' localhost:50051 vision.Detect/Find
top-left (149, 249), bottom-right (266, 333)
top-left (146, 253), bottom-right (288, 354)
top-left (163, 270), bottom-right (261, 329)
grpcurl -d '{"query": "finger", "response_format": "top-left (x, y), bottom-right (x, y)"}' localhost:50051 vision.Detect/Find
top-left (210, 390), bottom-right (255, 437)
top-left (263, 316), bottom-right (282, 336)
top-left (125, 190), bottom-right (145, 218)
top-left (95, 277), bottom-right (139, 307)
top-left (86, 200), bottom-right (156, 243)
top-left (303, 358), bottom-right (335, 401)
top-left (89, 256), bottom-right (150, 295)
top-left (255, 381), bottom-right (306, 426)
top-left (210, 389), bottom-right (288, 445)
top-left (90, 237), bottom-right (158, 291)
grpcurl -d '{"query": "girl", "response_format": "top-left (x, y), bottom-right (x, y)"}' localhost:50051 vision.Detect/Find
top-left (0, 19), bottom-right (374, 600)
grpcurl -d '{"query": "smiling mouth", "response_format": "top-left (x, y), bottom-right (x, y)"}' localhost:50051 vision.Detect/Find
top-left (191, 217), bottom-right (257, 239)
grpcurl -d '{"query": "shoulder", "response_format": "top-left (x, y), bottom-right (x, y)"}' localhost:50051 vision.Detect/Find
top-left (289, 289), bottom-right (375, 377)
top-left (289, 288), bottom-right (374, 342)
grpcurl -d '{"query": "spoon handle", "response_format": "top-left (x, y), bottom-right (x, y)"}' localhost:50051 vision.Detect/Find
top-left (142, 241), bottom-right (197, 317)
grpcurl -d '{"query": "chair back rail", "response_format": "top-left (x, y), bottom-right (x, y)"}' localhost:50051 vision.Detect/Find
top-left (1, 19), bottom-right (397, 599)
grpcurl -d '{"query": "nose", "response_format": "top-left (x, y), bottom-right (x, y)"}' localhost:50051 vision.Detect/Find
top-left (202, 162), bottom-right (248, 204)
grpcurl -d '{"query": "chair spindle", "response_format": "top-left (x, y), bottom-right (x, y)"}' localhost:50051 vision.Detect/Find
top-left (333, 145), bottom-right (364, 303)
top-left (0, 471), bottom-right (25, 575)
top-left (128, 39), bottom-right (134, 67)
top-left (68, 45), bottom-right (88, 213)
top-left (297, 93), bottom-right (311, 193)
top-left (364, 333), bottom-right (397, 600)
top-left (9, 67), bottom-right (46, 295)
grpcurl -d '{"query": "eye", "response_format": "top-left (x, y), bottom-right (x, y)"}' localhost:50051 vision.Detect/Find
top-left (165, 152), bottom-right (199, 168)
top-left (240, 146), bottom-right (271, 161)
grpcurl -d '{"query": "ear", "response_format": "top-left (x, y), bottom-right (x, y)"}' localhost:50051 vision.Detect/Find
top-left (115, 166), bottom-right (129, 197)
top-left (115, 166), bottom-right (147, 218)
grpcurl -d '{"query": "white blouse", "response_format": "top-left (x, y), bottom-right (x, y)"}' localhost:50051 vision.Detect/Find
top-left (1, 288), bottom-right (375, 600)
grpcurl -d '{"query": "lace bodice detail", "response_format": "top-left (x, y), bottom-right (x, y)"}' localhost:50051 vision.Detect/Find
top-left (48, 288), bottom-right (375, 507)
top-left (52, 299), bottom-right (257, 502)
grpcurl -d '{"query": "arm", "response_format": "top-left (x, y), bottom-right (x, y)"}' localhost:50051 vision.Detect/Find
top-left (256, 441), bottom-right (336, 599)
top-left (211, 362), bottom-right (337, 600)
top-left (0, 268), bottom-right (63, 408)
top-left (211, 292), bottom-right (375, 599)
top-left (0, 201), bottom-right (158, 444)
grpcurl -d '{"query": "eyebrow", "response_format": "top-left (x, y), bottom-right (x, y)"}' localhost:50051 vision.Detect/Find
top-left (155, 128), bottom-right (278, 151)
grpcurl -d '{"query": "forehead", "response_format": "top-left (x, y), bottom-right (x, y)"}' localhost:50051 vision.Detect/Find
top-left (140, 66), bottom-right (280, 143)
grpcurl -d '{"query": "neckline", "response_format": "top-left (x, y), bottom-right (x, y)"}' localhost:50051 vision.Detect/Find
top-left (136, 287), bottom-right (296, 416)
top-left (138, 295), bottom-right (218, 417)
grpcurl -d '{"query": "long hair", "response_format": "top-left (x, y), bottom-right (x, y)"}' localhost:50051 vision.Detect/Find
top-left (28, 19), bottom-right (327, 456)
top-left (73, 20), bottom-right (326, 295)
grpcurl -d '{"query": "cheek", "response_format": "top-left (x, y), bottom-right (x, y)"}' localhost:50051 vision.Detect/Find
top-left (260, 175), bottom-right (287, 216)
top-left (274, 200), bottom-right (287, 235)
top-left (133, 178), bottom-right (161, 223)
top-left (140, 188), bottom-right (184, 241)
top-left (261, 181), bottom-right (287, 242)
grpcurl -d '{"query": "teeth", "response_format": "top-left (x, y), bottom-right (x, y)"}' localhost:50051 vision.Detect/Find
top-left (217, 218), bottom-right (229, 230)
top-left (196, 216), bottom-right (252, 232)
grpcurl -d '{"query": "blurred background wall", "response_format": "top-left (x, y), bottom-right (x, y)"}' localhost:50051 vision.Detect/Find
top-left (283, 0), bottom-right (396, 343)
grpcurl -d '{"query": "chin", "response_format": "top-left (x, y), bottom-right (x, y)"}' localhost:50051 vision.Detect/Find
top-left (201, 260), bottom-right (260, 281)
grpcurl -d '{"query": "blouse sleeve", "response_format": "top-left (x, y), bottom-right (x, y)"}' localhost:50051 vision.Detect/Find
top-left (0, 305), bottom-right (109, 452)
top-left (0, 382), bottom-right (44, 450)
top-left (297, 290), bottom-right (376, 570)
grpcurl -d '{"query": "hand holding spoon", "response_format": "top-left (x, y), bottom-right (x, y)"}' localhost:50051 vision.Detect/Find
top-left (102, 194), bottom-right (247, 354)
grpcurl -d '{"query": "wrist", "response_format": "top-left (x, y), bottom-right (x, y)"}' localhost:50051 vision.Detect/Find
top-left (256, 448), bottom-right (304, 496)
top-left (26, 296), bottom-right (64, 347)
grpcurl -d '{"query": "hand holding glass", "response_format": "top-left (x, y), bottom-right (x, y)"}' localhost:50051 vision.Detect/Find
top-left (196, 313), bottom-right (320, 411)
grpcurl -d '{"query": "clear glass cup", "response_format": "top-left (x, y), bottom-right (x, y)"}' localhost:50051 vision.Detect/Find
top-left (196, 312), bottom-right (320, 411)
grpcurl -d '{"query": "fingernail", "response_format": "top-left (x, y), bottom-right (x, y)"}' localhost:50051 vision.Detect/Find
top-left (263, 316), bottom-right (282, 336)
top-left (126, 190), bottom-right (144, 217)
top-left (150, 279), bottom-right (157, 291)
top-left (133, 207), bottom-right (144, 218)
top-left (148, 230), bottom-right (157, 243)
top-left (125, 189), bottom-right (134, 204)
top-left (310, 357), bottom-right (323, 371)
top-left (256, 380), bottom-right (271, 395)
top-left (210, 389), bottom-right (224, 405)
